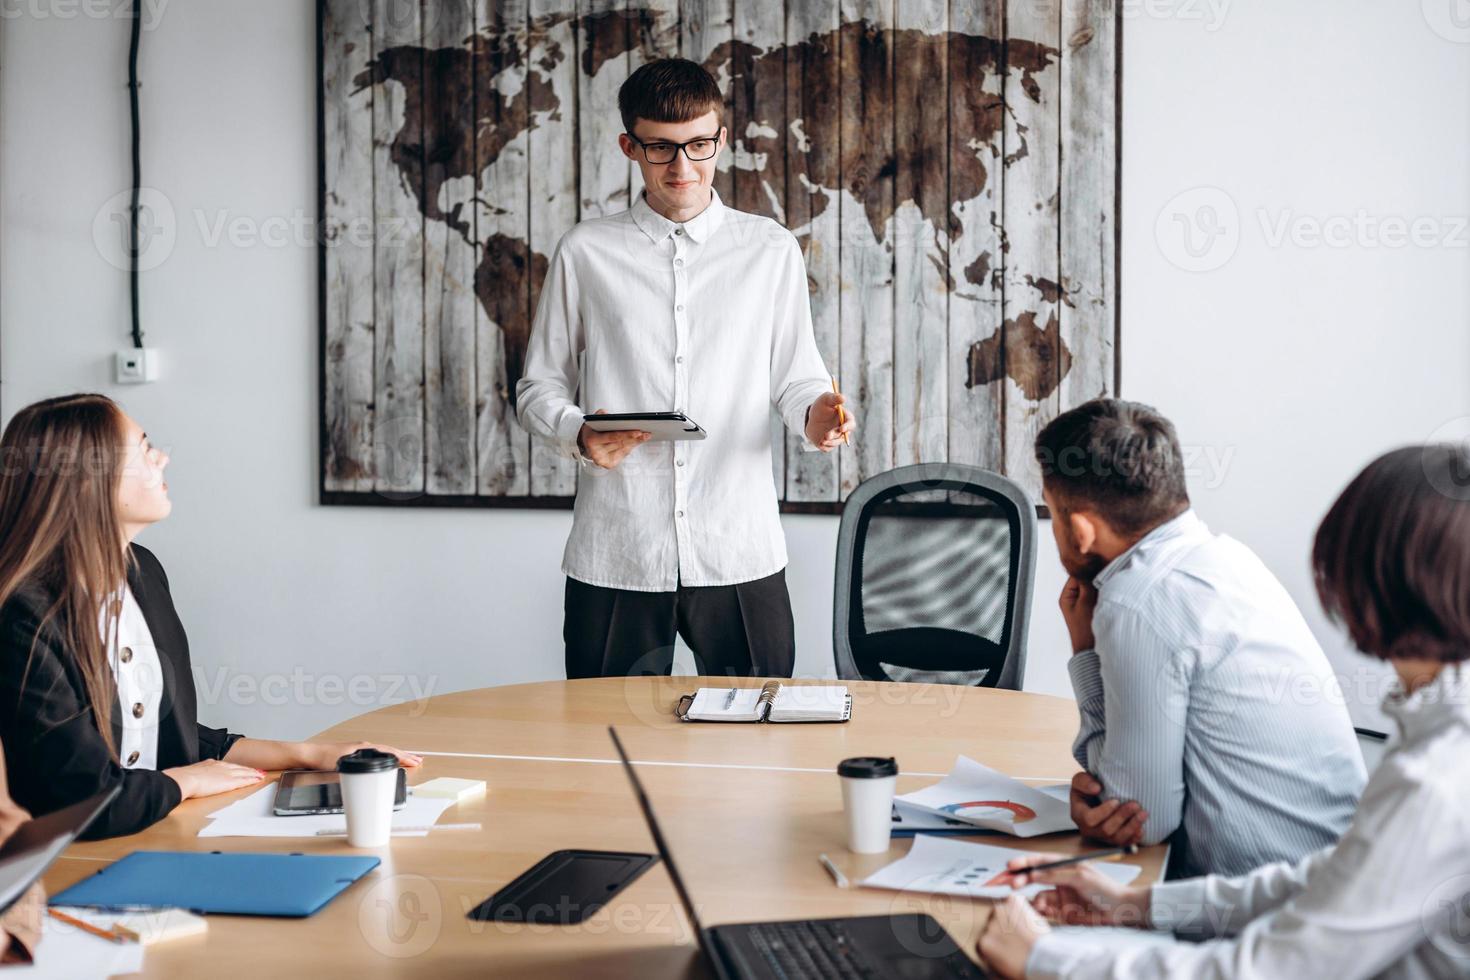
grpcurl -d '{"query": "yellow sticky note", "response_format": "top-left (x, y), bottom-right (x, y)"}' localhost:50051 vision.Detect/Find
top-left (412, 777), bottom-right (486, 801)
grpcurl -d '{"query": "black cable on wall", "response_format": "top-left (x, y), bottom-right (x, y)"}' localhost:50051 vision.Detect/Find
top-left (127, 3), bottom-right (144, 349)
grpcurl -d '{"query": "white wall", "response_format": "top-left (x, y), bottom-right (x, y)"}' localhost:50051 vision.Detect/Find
top-left (2, 1), bottom-right (1464, 739)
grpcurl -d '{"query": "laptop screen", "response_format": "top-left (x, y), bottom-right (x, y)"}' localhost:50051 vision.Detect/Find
top-left (0, 786), bottom-right (119, 913)
top-left (607, 727), bottom-right (719, 963)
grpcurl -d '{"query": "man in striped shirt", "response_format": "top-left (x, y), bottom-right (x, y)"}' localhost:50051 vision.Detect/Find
top-left (1033, 399), bottom-right (1365, 878)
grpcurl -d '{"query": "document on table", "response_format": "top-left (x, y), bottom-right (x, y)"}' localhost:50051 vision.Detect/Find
top-left (198, 784), bottom-right (456, 838)
top-left (862, 835), bottom-right (1142, 900)
top-left (895, 756), bottom-right (1075, 838)
top-left (9, 918), bottom-right (146, 979)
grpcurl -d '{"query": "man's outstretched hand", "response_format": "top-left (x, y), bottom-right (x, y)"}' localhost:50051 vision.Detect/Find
top-left (805, 392), bottom-right (856, 452)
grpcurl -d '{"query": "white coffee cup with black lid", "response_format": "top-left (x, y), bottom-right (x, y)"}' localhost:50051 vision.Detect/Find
top-left (337, 748), bottom-right (398, 847)
top-left (837, 756), bottom-right (898, 854)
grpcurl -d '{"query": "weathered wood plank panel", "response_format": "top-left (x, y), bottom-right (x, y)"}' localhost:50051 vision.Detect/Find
top-left (681, 0), bottom-right (734, 202)
top-left (322, 0), bottom-right (376, 492)
top-left (783, 0), bottom-right (841, 502)
top-left (837, 0), bottom-right (895, 498)
top-left (370, 0), bottom-right (426, 496)
top-left (1000, 0), bottom-right (1061, 498)
top-left (892, 0), bottom-right (948, 469)
top-left (728, 0), bottom-right (790, 494)
top-left (424, 0), bottom-right (479, 495)
top-left (322, 1), bottom-right (1116, 510)
top-left (527, 0), bottom-right (581, 496)
top-left (578, 0), bottom-right (632, 220)
top-left (946, 0), bottom-right (1004, 472)
top-left (474, 0), bottom-right (533, 496)
top-left (1060, 0), bottom-right (1116, 408)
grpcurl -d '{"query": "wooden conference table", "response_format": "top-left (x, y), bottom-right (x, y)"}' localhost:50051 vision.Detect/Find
top-left (45, 677), bottom-right (1167, 978)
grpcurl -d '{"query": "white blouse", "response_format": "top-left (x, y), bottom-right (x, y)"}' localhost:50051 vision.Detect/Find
top-left (100, 587), bottom-right (164, 770)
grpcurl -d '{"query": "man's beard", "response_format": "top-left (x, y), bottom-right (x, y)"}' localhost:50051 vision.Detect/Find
top-left (1060, 547), bottom-right (1108, 582)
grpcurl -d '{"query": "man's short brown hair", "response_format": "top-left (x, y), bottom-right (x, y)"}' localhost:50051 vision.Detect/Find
top-left (618, 58), bottom-right (724, 135)
top-left (1312, 444), bottom-right (1470, 664)
top-left (1033, 398), bottom-right (1191, 537)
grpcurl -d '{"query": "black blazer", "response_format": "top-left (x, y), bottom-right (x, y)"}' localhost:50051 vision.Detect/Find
top-left (0, 544), bottom-right (242, 839)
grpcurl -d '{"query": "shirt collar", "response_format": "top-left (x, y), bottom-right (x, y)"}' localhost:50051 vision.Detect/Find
top-left (1382, 663), bottom-right (1470, 744)
top-left (630, 186), bottom-right (726, 244)
top-left (1091, 508), bottom-right (1204, 590)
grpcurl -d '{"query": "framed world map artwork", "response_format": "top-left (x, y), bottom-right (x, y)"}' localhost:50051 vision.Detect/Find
top-left (318, 0), bottom-right (1118, 511)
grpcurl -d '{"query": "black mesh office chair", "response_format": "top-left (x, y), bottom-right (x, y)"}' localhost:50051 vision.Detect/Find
top-left (832, 463), bottom-right (1037, 690)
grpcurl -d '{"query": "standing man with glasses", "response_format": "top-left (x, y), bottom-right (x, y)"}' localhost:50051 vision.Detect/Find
top-left (517, 58), bottom-right (855, 680)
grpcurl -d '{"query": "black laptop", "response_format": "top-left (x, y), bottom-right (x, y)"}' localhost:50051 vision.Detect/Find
top-left (608, 727), bottom-right (986, 979)
top-left (0, 786), bottom-right (119, 913)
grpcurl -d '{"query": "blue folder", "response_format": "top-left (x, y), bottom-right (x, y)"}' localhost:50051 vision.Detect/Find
top-left (50, 851), bottom-right (380, 917)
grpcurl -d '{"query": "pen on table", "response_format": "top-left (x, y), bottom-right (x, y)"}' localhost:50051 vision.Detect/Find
top-left (818, 853), bottom-right (850, 889)
top-left (723, 687), bottom-right (738, 710)
top-left (47, 908), bottom-right (127, 944)
top-left (830, 378), bottom-right (849, 445)
top-left (315, 822), bottom-right (482, 837)
top-left (983, 844), bottom-right (1139, 886)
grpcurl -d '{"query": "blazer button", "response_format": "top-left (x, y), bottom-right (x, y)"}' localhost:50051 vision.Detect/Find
top-left (127, 750), bottom-right (140, 765)
top-left (132, 702), bottom-right (145, 719)
top-left (120, 646), bottom-right (133, 663)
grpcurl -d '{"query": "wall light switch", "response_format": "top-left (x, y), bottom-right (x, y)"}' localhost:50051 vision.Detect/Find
top-left (115, 348), bottom-right (161, 384)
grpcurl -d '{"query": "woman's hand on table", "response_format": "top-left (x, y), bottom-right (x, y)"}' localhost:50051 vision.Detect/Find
top-left (977, 895), bottom-right (1050, 979)
top-left (978, 852), bottom-right (1155, 977)
top-left (164, 760), bottom-right (267, 801)
top-left (294, 741), bottom-right (423, 771)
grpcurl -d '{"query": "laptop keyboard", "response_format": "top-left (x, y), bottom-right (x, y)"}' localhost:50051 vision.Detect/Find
top-left (745, 919), bottom-right (883, 979)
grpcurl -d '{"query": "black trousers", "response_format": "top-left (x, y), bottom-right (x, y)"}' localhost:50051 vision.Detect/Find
top-left (564, 570), bottom-right (796, 679)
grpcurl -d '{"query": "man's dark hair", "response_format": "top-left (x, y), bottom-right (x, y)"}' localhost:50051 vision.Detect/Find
top-left (1312, 444), bottom-right (1470, 665)
top-left (1033, 398), bottom-right (1190, 537)
top-left (618, 58), bottom-right (724, 135)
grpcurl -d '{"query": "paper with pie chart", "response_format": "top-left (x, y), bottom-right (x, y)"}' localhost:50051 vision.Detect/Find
top-left (895, 756), bottom-right (1075, 838)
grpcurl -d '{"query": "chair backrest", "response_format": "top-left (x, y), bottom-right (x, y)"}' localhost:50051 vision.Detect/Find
top-left (833, 463), bottom-right (1037, 690)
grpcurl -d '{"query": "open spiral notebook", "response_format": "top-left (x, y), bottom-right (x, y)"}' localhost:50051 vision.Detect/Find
top-left (675, 682), bottom-right (852, 723)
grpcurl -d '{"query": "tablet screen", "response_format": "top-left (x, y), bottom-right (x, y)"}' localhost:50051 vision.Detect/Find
top-left (274, 768), bottom-right (407, 815)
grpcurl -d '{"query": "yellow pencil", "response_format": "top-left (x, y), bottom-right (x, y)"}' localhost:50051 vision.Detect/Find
top-left (47, 908), bottom-right (127, 944)
top-left (831, 378), bottom-right (849, 446)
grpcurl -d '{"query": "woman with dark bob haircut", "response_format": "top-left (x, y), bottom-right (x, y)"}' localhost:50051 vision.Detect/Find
top-left (976, 443), bottom-right (1470, 979)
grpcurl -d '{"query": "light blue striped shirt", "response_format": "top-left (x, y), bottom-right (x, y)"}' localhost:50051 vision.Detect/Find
top-left (1068, 510), bottom-right (1366, 878)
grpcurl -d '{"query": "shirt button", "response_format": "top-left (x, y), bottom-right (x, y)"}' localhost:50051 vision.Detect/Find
top-left (676, 510), bottom-right (685, 519)
top-left (132, 702), bottom-right (145, 719)
top-left (676, 304), bottom-right (685, 312)
top-left (676, 356), bottom-right (684, 363)
top-left (674, 258), bottom-right (684, 267)
top-left (126, 750), bottom-right (140, 766)
top-left (120, 646), bottom-right (133, 663)
top-left (674, 228), bottom-right (683, 236)
top-left (677, 460), bottom-right (685, 467)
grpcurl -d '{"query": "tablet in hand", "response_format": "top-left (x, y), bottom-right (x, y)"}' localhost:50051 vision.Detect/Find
top-left (581, 412), bottom-right (707, 441)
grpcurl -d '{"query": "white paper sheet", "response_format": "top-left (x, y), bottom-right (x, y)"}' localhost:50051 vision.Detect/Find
top-left (198, 785), bottom-right (456, 838)
top-left (861, 834), bottom-right (1141, 900)
top-left (9, 917), bottom-right (146, 979)
top-left (895, 756), bottom-right (1075, 837)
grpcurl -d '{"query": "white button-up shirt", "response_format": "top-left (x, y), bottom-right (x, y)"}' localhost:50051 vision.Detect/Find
top-left (1069, 510), bottom-right (1365, 878)
top-left (100, 587), bottom-right (164, 770)
top-left (516, 188), bottom-right (833, 591)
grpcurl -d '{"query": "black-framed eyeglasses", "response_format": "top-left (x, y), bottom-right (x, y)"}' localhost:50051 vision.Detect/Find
top-left (626, 128), bottom-right (725, 165)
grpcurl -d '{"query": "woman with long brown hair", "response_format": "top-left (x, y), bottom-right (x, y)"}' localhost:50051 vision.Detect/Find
top-left (0, 394), bottom-right (418, 839)
top-left (975, 443), bottom-right (1470, 979)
